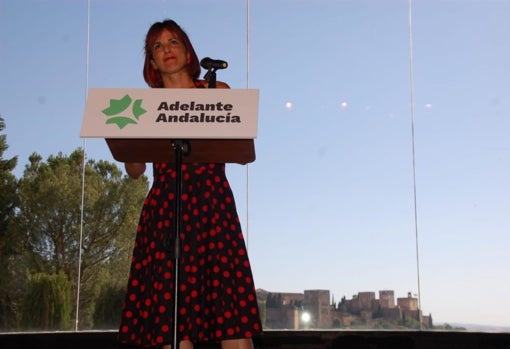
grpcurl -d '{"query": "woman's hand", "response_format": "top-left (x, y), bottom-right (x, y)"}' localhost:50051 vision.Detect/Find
top-left (125, 162), bottom-right (146, 179)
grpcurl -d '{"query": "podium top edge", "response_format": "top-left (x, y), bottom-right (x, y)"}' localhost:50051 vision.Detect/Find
top-left (87, 87), bottom-right (260, 91)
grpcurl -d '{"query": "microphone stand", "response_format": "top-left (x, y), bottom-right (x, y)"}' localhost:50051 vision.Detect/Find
top-left (168, 139), bottom-right (190, 349)
top-left (204, 68), bottom-right (217, 88)
top-left (170, 68), bottom-right (217, 349)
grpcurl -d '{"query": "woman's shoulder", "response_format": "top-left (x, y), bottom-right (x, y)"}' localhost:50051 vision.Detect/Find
top-left (195, 79), bottom-right (230, 89)
top-left (214, 80), bottom-right (230, 89)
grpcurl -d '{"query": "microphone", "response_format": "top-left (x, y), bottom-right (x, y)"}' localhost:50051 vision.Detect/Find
top-left (200, 57), bottom-right (228, 70)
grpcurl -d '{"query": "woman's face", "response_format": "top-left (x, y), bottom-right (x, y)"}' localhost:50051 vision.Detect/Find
top-left (150, 29), bottom-right (190, 75)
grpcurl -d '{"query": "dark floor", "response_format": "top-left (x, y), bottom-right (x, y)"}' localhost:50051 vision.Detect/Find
top-left (1, 330), bottom-right (510, 349)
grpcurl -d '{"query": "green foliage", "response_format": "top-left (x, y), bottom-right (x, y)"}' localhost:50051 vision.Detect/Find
top-left (258, 300), bottom-right (267, 328)
top-left (400, 313), bottom-right (421, 329)
top-left (4, 146), bottom-right (148, 331)
top-left (21, 272), bottom-right (72, 330)
top-left (0, 116), bottom-right (18, 236)
top-left (93, 284), bottom-right (126, 329)
top-left (0, 116), bottom-right (21, 329)
top-left (266, 293), bottom-right (284, 308)
top-left (434, 323), bottom-right (466, 331)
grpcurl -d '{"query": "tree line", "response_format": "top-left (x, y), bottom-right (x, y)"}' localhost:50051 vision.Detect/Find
top-left (0, 116), bottom-right (149, 331)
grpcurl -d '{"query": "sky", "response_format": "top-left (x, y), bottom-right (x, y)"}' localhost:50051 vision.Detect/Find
top-left (1, 0), bottom-right (509, 329)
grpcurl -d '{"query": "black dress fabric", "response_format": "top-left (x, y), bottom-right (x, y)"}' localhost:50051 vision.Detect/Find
top-left (119, 161), bottom-right (263, 347)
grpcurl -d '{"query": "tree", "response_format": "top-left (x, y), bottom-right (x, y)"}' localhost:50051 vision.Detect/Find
top-left (13, 148), bottom-right (148, 329)
top-left (93, 283), bottom-right (126, 329)
top-left (21, 272), bottom-right (72, 330)
top-left (0, 116), bottom-right (20, 329)
top-left (0, 116), bottom-right (18, 240)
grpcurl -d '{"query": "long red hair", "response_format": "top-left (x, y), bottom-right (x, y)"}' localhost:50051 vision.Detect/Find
top-left (143, 19), bottom-right (201, 88)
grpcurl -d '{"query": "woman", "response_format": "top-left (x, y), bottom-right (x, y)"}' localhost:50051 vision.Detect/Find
top-left (119, 19), bottom-right (263, 349)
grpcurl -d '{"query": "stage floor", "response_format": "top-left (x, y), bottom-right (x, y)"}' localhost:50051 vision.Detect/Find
top-left (1, 330), bottom-right (510, 349)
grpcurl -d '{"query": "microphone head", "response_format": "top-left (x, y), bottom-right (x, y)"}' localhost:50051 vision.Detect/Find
top-left (199, 57), bottom-right (210, 67)
top-left (200, 57), bottom-right (228, 70)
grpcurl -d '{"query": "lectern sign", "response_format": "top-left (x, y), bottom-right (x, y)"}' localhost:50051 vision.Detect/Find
top-left (80, 88), bottom-right (259, 139)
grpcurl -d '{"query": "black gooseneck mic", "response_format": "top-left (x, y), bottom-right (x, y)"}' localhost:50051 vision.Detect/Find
top-left (200, 57), bottom-right (228, 70)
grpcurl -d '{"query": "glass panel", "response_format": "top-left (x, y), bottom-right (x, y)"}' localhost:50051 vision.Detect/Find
top-left (407, 1), bottom-right (510, 331)
top-left (0, 0), bottom-right (508, 334)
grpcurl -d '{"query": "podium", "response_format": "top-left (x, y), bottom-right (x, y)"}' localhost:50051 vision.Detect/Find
top-left (104, 138), bottom-right (255, 164)
top-left (80, 87), bottom-right (259, 164)
top-left (81, 87), bottom-right (259, 347)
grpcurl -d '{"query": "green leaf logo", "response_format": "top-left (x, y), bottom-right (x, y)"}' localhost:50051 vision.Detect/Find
top-left (101, 94), bottom-right (147, 129)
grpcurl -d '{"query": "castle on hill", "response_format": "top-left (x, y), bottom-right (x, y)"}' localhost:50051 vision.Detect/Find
top-left (256, 289), bottom-right (431, 329)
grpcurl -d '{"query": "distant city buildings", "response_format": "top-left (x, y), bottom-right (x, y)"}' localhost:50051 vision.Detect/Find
top-left (256, 289), bottom-right (431, 329)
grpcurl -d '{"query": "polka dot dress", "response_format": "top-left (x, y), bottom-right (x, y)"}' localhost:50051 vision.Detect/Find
top-left (118, 162), bottom-right (263, 347)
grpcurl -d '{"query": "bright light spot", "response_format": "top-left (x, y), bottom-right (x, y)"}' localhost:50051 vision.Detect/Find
top-left (301, 312), bottom-right (311, 323)
top-left (285, 102), bottom-right (293, 109)
top-left (425, 103), bottom-right (433, 109)
top-left (340, 102), bottom-right (348, 109)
